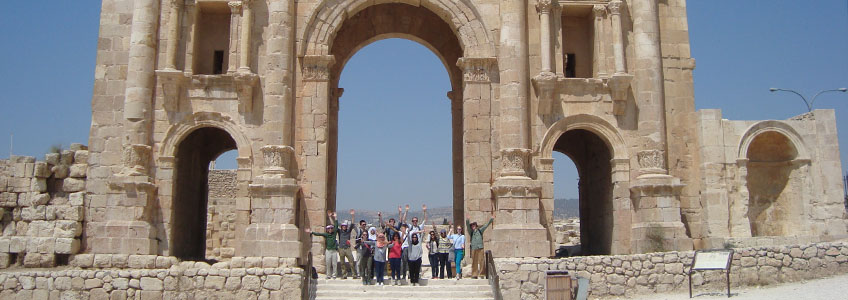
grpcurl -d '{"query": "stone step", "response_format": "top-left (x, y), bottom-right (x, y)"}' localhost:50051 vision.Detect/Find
top-left (317, 283), bottom-right (491, 291)
top-left (316, 289), bottom-right (494, 299)
top-left (316, 278), bottom-right (490, 286)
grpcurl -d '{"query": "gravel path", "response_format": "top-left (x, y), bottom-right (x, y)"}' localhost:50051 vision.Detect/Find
top-left (605, 274), bottom-right (848, 300)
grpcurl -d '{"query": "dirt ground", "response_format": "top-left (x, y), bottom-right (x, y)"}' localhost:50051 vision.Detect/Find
top-left (604, 273), bottom-right (848, 300)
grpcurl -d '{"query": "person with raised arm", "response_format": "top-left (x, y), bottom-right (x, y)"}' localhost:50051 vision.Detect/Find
top-left (369, 232), bottom-right (391, 286)
top-left (466, 211), bottom-right (495, 279)
top-left (448, 220), bottom-right (466, 279)
top-left (406, 229), bottom-right (425, 286)
top-left (354, 230), bottom-right (373, 285)
top-left (335, 209), bottom-right (358, 279)
top-left (305, 210), bottom-right (339, 279)
top-left (378, 210), bottom-right (401, 240)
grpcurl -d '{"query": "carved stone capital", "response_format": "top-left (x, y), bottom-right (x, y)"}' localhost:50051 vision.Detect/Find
top-left (535, 0), bottom-right (554, 14)
top-left (260, 145), bottom-right (295, 177)
top-left (499, 148), bottom-right (532, 178)
top-left (122, 144), bottom-right (152, 176)
top-left (593, 5), bottom-right (607, 17)
top-left (637, 149), bottom-right (666, 176)
top-left (301, 55), bottom-right (335, 82)
top-left (532, 72), bottom-right (559, 115)
top-left (228, 1), bottom-right (243, 13)
top-left (457, 57), bottom-right (498, 83)
top-left (608, 1), bottom-right (623, 15)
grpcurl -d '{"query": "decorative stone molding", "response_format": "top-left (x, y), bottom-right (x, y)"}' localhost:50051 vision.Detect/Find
top-left (532, 72), bottom-right (558, 115)
top-left (592, 4), bottom-right (607, 17)
top-left (228, 1), bottom-right (242, 13)
top-left (637, 149), bottom-right (666, 175)
top-left (608, 73), bottom-right (634, 115)
top-left (491, 182), bottom-right (542, 198)
top-left (260, 145), bottom-right (295, 177)
top-left (499, 148), bottom-right (532, 178)
top-left (155, 70), bottom-right (189, 111)
top-left (534, 0), bottom-right (554, 14)
top-left (608, 0), bottom-right (622, 15)
top-left (122, 144), bottom-right (152, 176)
top-left (457, 57), bottom-right (498, 83)
top-left (301, 55), bottom-right (335, 82)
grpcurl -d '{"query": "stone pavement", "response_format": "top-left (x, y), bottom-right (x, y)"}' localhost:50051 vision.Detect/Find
top-left (606, 274), bottom-right (848, 300)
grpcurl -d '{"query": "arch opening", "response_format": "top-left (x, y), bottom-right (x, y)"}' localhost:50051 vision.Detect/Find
top-left (553, 129), bottom-right (614, 255)
top-left (172, 127), bottom-right (237, 261)
top-left (746, 131), bottom-right (802, 237)
top-left (325, 3), bottom-right (465, 226)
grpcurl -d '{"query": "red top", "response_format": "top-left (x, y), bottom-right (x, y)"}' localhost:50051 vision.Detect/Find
top-left (389, 242), bottom-right (403, 259)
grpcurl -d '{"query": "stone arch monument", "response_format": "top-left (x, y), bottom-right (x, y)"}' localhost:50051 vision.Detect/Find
top-left (74, 0), bottom-right (847, 269)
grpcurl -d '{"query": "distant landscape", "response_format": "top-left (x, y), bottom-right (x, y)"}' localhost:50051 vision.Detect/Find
top-left (336, 198), bottom-right (580, 225)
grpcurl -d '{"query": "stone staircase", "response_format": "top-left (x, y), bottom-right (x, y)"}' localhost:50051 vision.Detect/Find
top-left (314, 277), bottom-right (495, 300)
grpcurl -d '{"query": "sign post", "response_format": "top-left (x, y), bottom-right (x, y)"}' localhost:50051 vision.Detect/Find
top-left (689, 249), bottom-right (733, 298)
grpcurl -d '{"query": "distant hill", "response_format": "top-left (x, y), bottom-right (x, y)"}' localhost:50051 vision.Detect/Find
top-left (554, 198), bottom-right (579, 220)
top-left (337, 198), bottom-right (579, 225)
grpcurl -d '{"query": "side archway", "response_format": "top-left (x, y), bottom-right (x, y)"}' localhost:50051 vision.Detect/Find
top-left (538, 114), bottom-right (631, 255)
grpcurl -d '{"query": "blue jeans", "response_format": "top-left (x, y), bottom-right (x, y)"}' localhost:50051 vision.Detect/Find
top-left (389, 258), bottom-right (402, 280)
top-left (374, 260), bottom-right (386, 283)
top-left (454, 249), bottom-right (464, 277)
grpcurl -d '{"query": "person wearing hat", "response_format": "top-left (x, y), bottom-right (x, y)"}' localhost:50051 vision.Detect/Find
top-left (305, 210), bottom-right (339, 279)
top-left (336, 210), bottom-right (358, 279)
top-left (466, 211), bottom-right (495, 279)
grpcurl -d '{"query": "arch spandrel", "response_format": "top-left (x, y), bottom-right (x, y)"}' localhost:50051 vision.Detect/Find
top-left (159, 112), bottom-right (254, 162)
top-left (539, 114), bottom-right (629, 161)
top-left (300, 0), bottom-right (494, 58)
top-left (737, 120), bottom-right (810, 161)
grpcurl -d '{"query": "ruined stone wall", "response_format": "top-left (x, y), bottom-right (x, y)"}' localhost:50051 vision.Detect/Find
top-left (0, 144), bottom-right (88, 268)
top-left (0, 255), bottom-right (304, 300)
top-left (496, 241), bottom-right (848, 299)
top-left (206, 170), bottom-right (238, 260)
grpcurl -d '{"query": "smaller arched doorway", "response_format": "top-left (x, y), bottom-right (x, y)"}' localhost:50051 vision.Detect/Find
top-left (553, 129), bottom-right (614, 255)
top-left (172, 127), bottom-right (237, 261)
top-left (745, 131), bottom-right (805, 237)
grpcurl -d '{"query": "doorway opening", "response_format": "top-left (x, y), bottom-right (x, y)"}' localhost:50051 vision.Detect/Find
top-left (552, 129), bottom-right (614, 255)
top-left (172, 127), bottom-right (236, 261)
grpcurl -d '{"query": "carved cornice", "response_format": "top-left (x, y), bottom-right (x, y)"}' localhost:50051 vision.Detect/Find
top-left (301, 55), bottom-right (335, 82)
top-left (456, 57), bottom-right (498, 83)
top-left (535, 0), bottom-right (555, 14)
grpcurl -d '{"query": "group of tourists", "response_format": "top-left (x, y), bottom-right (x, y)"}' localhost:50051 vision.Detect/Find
top-left (305, 205), bottom-right (495, 286)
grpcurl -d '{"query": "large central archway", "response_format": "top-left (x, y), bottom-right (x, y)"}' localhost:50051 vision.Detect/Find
top-left (298, 0), bottom-right (497, 263)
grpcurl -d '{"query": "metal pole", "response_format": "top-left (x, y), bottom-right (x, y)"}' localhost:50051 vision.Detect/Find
top-left (769, 88), bottom-right (848, 112)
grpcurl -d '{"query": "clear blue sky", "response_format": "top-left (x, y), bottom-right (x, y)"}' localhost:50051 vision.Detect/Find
top-left (0, 1), bottom-right (846, 210)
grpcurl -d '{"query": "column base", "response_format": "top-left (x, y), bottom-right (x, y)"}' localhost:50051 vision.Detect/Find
top-left (239, 223), bottom-right (302, 258)
top-left (630, 222), bottom-right (692, 253)
top-left (489, 224), bottom-right (551, 258)
top-left (86, 221), bottom-right (158, 255)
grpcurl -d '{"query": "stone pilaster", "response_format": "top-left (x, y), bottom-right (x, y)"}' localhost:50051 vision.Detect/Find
top-left (242, 145), bottom-right (301, 258)
top-left (607, 0), bottom-right (634, 115)
top-left (238, 0), bottom-right (253, 73)
top-left (532, 0), bottom-right (559, 115)
top-left (593, 5), bottom-right (608, 78)
top-left (227, 1), bottom-right (242, 74)
top-left (629, 175), bottom-right (692, 253)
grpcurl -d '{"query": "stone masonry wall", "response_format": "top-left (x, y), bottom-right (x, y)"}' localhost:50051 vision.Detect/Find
top-left (207, 170), bottom-right (238, 260)
top-left (496, 241), bottom-right (848, 299)
top-left (0, 255), bottom-right (304, 300)
top-left (0, 144), bottom-right (88, 268)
